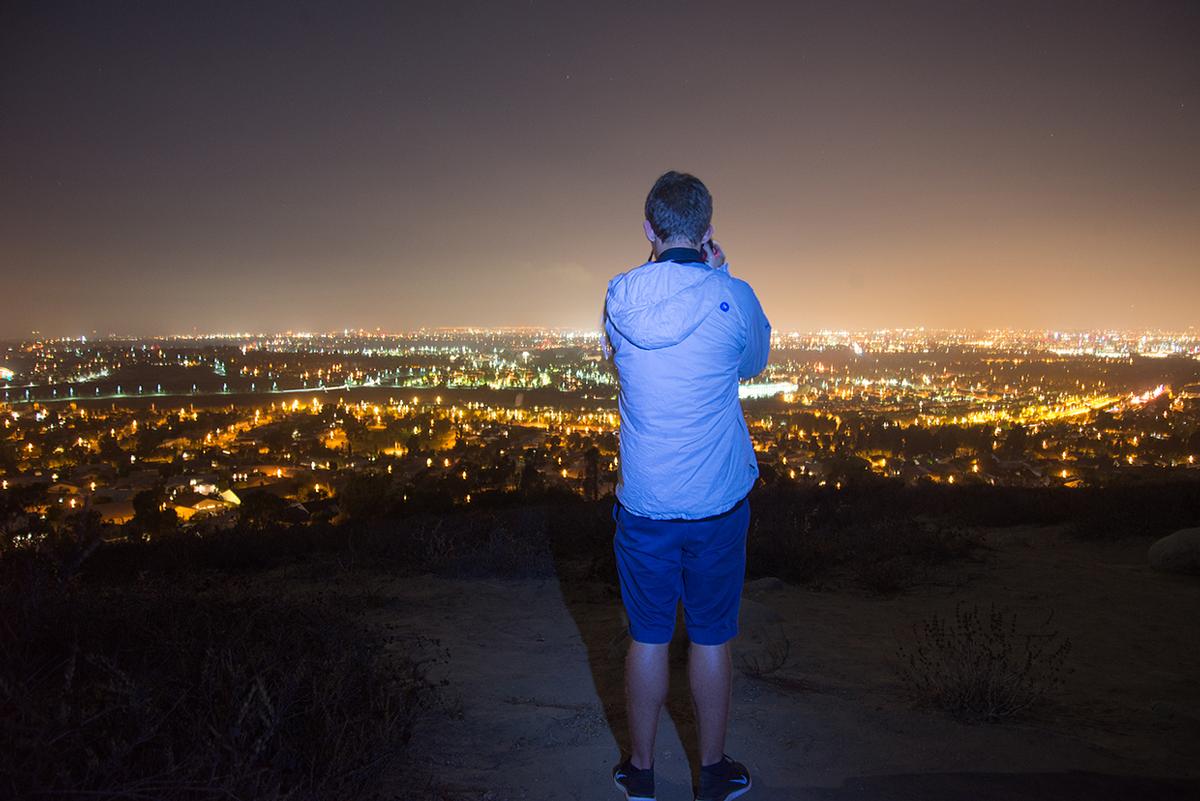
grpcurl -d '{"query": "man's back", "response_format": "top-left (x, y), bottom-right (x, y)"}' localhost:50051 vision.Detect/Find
top-left (604, 248), bottom-right (771, 520)
top-left (607, 171), bottom-right (763, 801)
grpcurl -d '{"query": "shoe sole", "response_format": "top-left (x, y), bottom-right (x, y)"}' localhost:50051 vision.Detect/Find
top-left (613, 773), bottom-right (654, 801)
top-left (695, 776), bottom-right (752, 801)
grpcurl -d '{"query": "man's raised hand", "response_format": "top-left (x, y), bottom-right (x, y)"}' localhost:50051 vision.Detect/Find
top-left (703, 240), bottom-right (726, 269)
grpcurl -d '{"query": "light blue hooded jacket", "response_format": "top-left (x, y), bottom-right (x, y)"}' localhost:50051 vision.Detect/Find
top-left (603, 251), bottom-right (771, 519)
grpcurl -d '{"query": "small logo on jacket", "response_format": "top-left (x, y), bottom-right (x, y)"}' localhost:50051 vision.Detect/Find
top-left (719, 301), bottom-right (729, 312)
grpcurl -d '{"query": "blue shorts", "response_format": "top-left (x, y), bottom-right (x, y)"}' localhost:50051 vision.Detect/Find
top-left (612, 495), bottom-right (750, 646)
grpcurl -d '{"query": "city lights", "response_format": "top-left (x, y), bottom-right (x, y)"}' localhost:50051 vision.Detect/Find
top-left (0, 327), bottom-right (1195, 534)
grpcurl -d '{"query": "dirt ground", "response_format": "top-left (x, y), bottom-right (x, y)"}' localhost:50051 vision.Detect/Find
top-left (274, 524), bottom-right (1200, 800)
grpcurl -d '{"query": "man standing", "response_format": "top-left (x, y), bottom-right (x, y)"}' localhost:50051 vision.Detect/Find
top-left (603, 171), bottom-right (770, 801)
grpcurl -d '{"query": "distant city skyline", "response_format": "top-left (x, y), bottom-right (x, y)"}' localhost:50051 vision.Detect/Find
top-left (2, 1), bottom-right (1198, 338)
top-left (4, 326), bottom-right (1198, 348)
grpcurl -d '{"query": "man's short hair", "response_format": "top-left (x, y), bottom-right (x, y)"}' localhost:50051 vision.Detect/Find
top-left (644, 171), bottom-right (712, 244)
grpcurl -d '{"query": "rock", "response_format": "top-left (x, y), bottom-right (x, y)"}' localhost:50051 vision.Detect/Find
top-left (743, 576), bottom-right (786, 595)
top-left (1148, 527), bottom-right (1200, 575)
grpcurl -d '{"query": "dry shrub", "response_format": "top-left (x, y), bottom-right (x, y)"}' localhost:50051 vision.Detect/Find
top-left (737, 626), bottom-right (792, 678)
top-left (0, 555), bottom-right (432, 800)
top-left (894, 602), bottom-right (1072, 722)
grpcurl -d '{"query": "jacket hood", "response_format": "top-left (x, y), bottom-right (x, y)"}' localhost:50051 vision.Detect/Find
top-left (606, 261), bottom-right (726, 349)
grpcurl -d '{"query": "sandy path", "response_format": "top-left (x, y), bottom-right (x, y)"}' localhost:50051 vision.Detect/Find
top-left (375, 527), bottom-right (1200, 800)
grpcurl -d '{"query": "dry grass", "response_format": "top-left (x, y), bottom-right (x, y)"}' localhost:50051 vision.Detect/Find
top-left (0, 554), bottom-right (434, 801)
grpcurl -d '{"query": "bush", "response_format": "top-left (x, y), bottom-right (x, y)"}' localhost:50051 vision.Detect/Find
top-left (1068, 481), bottom-right (1200, 541)
top-left (0, 557), bottom-right (432, 801)
top-left (85, 495), bottom-right (588, 581)
top-left (747, 486), bottom-right (976, 592)
top-left (893, 602), bottom-right (1072, 722)
top-left (375, 505), bottom-right (556, 578)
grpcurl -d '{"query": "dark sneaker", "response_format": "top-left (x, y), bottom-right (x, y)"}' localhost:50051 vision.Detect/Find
top-left (612, 756), bottom-right (655, 800)
top-left (696, 754), bottom-right (752, 801)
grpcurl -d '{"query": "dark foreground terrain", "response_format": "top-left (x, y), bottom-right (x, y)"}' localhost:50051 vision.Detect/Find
top-left (3, 480), bottom-right (1199, 800)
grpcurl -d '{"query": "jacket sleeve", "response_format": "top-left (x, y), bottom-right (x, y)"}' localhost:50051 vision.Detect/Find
top-left (601, 291), bottom-right (617, 361)
top-left (732, 278), bottom-right (771, 379)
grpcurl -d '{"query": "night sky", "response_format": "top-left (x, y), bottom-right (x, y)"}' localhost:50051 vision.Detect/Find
top-left (2, 1), bottom-right (1197, 338)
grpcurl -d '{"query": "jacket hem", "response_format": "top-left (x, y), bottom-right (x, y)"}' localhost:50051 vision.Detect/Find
top-left (615, 481), bottom-right (754, 521)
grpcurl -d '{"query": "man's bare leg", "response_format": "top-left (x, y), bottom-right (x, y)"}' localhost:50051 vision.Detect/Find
top-left (625, 640), bottom-right (669, 770)
top-left (688, 640), bottom-right (732, 766)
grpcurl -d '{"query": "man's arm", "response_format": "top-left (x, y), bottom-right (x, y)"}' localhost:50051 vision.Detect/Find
top-left (733, 278), bottom-right (771, 379)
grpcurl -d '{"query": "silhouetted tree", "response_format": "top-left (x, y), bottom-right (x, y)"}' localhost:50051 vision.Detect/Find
top-left (132, 488), bottom-right (178, 537)
top-left (1001, 425), bottom-right (1028, 458)
top-left (584, 446), bottom-right (600, 501)
top-left (55, 508), bottom-right (105, 576)
top-left (238, 490), bottom-right (291, 531)
top-left (519, 448), bottom-right (545, 496)
top-left (98, 433), bottom-right (125, 465)
top-left (338, 472), bottom-right (395, 521)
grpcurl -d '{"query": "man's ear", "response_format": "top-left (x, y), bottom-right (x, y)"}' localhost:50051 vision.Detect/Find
top-left (700, 224), bottom-right (714, 245)
top-left (643, 219), bottom-right (657, 243)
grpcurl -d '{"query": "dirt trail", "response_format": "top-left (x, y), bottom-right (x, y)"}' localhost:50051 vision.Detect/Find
top-left (363, 527), bottom-right (1200, 800)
